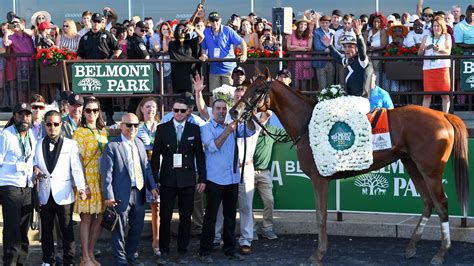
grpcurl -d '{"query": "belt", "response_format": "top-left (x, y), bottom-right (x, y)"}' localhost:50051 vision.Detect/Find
top-left (239, 160), bottom-right (253, 167)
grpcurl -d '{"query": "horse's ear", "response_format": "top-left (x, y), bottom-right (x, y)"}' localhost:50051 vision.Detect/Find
top-left (254, 65), bottom-right (261, 76)
top-left (264, 67), bottom-right (271, 81)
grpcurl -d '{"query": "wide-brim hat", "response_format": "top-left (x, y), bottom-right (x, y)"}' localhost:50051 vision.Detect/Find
top-left (387, 25), bottom-right (409, 37)
top-left (296, 16), bottom-right (312, 25)
top-left (31, 10), bottom-right (51, 26)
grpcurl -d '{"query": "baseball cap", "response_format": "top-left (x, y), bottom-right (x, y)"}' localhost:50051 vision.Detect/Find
top-left (387, 15), bottom-right (396, 22)
top-left (38, 21), bottom-right (52, 32)
top-left (277, 69), bottom-right (291, 79)
top-left (135, 21), bottom-right (147, 29)
top-left (184, 92), bottom-right (196, 106)
top-left (60, 90), bottom-right (72, 101)
top-left (91, 13), bottom-right (103, 22)
top-left (332, 9), bottom-right (343, 17)
top-left (13, 102), bottom-right (32, 114)
top-left (208, 12), bottom-right (221, 22)
top-left (68, 93), bottom-right (84, 106)
top-left (232, 66), bottom-right (246, 76)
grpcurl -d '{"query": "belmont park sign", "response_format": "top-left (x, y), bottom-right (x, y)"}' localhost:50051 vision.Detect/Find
top-left (72, 63), bottom-right (153, 94)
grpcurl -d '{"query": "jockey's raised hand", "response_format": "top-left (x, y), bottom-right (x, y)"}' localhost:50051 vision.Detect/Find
top-left (352, 19), bottom-right (363, 36)
top-left (192, 74), bottom-right (206, 93)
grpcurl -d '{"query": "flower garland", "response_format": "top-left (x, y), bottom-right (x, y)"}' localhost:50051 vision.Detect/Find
top-left (308, 96), bottom-right (373, 177)
top-left (33, 47), bottom-right (77, 66)
top-left (317, 84), bottom-right (346, 102)
top-left (212, 84), bottom-right (236, 107)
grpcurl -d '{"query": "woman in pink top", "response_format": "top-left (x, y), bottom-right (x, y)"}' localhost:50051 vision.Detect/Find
top-left (287, 17), bottom-right (314, 90)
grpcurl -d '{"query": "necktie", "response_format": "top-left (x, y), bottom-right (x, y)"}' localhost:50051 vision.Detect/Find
top-left (146, 35), bottom-right (151, 50)
top-left (130, 142), bottom-right (144, 190)
top-left (176, 124), bottom-right (183, 145)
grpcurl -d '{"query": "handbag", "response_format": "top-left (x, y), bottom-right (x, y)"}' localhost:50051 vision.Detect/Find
top-left (101, 205), bottom-right (119, 232)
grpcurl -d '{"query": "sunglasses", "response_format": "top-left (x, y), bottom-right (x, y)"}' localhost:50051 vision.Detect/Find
top-left (32, 105), bottom-right (45, 110)
top-left (92, 20), bottom-right (102, 23)
top-left (125, 123), bottom-right (139, 128)
top-left (45, 122), bottom-right (61, 127)
top-left (140, 29), bottom-right (147, 32)
top-left (173, 108), bottom-right (187, 113)
top-left (85, 108), bottom-right (99, 114)
top-left (63, 25), bottom-right (69, 28)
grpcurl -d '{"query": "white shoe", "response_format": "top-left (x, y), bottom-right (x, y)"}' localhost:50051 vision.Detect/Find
top-left (41, 262), bottom-right (52, 266)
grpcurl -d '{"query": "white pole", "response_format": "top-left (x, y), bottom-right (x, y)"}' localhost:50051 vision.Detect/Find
top-left (13, 0), bottom-right (16, 14)
top-left (128, 0), bottom-right (132, 19)
top-left (375, 0), bottom-right (379, 12)
top-left (251, 0), bottom-right (254, 13)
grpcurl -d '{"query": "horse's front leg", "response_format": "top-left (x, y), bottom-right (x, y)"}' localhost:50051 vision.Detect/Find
top-left (309, 176), bottom-right (329, 265)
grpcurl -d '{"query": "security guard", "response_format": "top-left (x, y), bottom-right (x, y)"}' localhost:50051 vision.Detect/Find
top-left (126, 21), bottom-right (150, 112)
top-left (76, 12), bottom-right (122, 125)
top-left (127, 21), bottom-right (150, 60)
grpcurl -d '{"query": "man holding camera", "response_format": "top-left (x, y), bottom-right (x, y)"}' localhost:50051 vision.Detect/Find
top-left (33, 110), bottom-right (88, 266)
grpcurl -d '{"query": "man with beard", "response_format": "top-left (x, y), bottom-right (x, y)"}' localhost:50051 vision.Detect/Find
top-left (0, 102), bottom-right (37, 265)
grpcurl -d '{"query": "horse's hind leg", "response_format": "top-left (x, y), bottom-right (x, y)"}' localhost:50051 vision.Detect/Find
top-left (402, 159), bottom-right (434, 259)
top-left (309, 176), bottom-right (329, 265)
top-left (425, 178), bottom-right (450, 265)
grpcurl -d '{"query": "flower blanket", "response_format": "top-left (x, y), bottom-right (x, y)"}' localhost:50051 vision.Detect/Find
top-left (308, 96), bottom-right (373, 177)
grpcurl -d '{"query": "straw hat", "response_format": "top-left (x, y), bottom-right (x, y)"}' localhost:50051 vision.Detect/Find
top-left (296, 16), bottom-right (312, 25)
top-left (31, 10), bottom-right (51, 26)
top-left (386, 24), bottom-right (409, 37)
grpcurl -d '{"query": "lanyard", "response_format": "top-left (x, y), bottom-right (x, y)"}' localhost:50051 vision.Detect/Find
top-left (143, 121), bottom-right (156, 146)
top-left (68, 115), bottom-right (78, 131)
top-left (86, 125), bottom-right (105, 154)
top-left (14, 125), bottom-right (31, 162)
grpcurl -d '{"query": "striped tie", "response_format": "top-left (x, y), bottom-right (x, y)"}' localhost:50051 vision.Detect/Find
top-left (131, 142), bottom-right (144, 190)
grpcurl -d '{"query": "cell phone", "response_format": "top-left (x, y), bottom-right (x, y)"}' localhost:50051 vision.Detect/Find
top-left (426, 44), bottom-right (434, 50)
top-left (200, 0), bottom-right (206, 5)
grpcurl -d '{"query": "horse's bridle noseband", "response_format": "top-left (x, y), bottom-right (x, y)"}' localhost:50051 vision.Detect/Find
top-left (238, 79), bottom-right (272, 122)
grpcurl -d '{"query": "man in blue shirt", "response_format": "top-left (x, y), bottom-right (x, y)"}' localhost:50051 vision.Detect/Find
top-left (198, 99), bottom-right (255, 263)
top-left (200, 11), bottom-right (248, 92)
top-left (313, 15), bottom-right (336, 90)
top-left (0, 103), bottom-right (36, 265)
top-left (369, 73), bottom-right (394, 111)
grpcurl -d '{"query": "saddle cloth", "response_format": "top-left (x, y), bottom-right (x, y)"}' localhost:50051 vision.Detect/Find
top-left (366, 108), bottom-right (392, 151)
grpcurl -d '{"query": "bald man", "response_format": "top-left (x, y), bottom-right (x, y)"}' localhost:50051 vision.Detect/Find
top-left (100, 113), bottom-right (158, 265)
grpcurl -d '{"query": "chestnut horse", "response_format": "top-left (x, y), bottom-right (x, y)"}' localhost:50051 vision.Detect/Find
top-left (230, 70), bottom-right (469, 265)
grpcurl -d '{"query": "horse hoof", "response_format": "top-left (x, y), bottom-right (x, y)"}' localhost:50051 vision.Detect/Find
top-left (405, 248), bottom-right (416, 259)
top-left (430, 255), bottom-right (444, 265)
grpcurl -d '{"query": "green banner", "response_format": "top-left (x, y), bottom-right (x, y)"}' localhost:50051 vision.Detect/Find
top-left (460, 59), bottom-right (474, 91)
top-left (256, 140), bottom-right (474, 217)
top-left (72, 62), bottom-right (153, 94)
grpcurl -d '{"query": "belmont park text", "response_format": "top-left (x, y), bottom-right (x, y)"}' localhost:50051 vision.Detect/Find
top-left (73, 63), bottom-right (153, 93)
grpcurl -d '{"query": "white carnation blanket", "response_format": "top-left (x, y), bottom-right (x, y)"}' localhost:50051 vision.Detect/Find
top-left (308, 96), bottom-right (373, 177)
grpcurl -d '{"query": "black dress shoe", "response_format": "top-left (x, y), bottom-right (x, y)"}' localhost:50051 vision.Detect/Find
top-left (240, 245), bottom-right (252, 255)
top-left (176, 255), bottom-right (188, 264)
top-left (199, 254), bottom-right (213, 263)
top-left (226, 252), bottom-right (244, 261)
top-left (157, 252), bottom-right (169, 265)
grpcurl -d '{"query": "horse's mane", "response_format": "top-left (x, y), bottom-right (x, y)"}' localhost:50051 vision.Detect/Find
top-left (273, 79), bottom-right (316, 107)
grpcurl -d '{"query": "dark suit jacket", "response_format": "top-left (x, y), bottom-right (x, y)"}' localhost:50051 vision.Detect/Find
top-left (151, 120), bottom-right (206, 188)
top-left (100, 135), bottom-right (156, 212)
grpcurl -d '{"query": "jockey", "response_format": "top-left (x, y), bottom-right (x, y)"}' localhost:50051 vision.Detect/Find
top-left (323, 19), bottom-right (374, 98)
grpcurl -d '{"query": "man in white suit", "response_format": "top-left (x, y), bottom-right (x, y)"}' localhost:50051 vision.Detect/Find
top-left (33, 110), bottom-right (87, 266)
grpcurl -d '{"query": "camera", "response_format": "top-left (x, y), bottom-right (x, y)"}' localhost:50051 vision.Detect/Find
top-left (103, 10), bottom-right (112, 18)
top-left (265, 36), bottom-right (271, 41)
top-left (8, 22), bottom-right (18, 30)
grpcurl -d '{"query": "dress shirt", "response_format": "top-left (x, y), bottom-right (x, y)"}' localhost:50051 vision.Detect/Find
top-left (120, 134), bottom-right (142, 187)
top-left (200, 119), bottom-right (255, 185)
top-left (161, 112), bottom-right (207, 127)
top-left (0, 125), bottom-right (36, 187)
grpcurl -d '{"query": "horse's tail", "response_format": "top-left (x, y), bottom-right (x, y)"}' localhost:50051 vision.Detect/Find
top-left (445, 113), bottom-right (470, 215)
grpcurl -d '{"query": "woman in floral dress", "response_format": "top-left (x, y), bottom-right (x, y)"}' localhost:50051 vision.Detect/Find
top-left (73, 97), bottom-right (108, 266)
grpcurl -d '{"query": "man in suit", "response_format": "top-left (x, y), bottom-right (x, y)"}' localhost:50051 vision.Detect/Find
top-left (100, 113), bottom-right (159, 266)
top-left (151, 98), bottom-right (206, 264)
top-left (32, 110), bottom-right (88, 266)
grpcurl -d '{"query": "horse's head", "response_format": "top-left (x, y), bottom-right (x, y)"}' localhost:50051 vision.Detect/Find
top-left (230, 68), bottom-right (272, 122)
